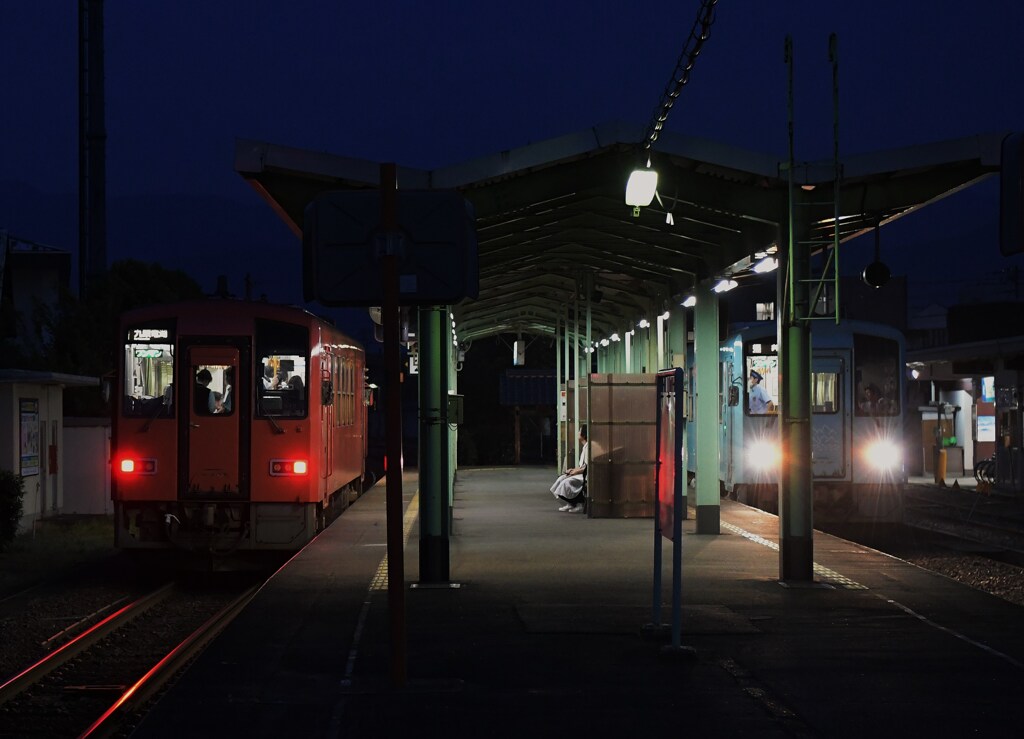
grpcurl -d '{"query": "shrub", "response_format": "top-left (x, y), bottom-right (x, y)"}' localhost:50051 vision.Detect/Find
top-left (0, 470), bottom-right (26, 550)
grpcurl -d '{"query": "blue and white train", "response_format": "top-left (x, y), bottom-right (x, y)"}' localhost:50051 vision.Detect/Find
top-left (688, 319), bottom-right (906, 525)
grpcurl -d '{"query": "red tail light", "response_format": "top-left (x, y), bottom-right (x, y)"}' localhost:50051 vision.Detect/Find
top-left (269, 459), bottom-right (309, 476)
top-left (119, 458), bottom-right (157, 475)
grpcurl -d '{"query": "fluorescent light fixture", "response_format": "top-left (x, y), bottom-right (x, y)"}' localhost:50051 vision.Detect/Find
top-left (637, 318), bottom-right (650, 328)
top-left (682, 295), bottom-right (696, 307)
top-left (712, 279), bottom-right (738, 293)
top-left (625, 169), bottom-right (658, 207)
top-left (753, 257), bottom-right (778, 273)
top-left (665, 212), bottom-right (674, 226)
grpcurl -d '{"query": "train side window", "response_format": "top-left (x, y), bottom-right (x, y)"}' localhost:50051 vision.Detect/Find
top-left (123, 325), bottom-right (175, 418)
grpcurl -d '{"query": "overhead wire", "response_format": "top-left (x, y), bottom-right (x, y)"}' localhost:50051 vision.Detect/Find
top-left (642, 0), bottom-right (720, 152)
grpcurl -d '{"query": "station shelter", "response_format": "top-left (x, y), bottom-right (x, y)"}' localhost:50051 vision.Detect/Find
top-left (0, 370), bottom-right (101, 529)
top-left (235, 121), bottom-right (1009, 581)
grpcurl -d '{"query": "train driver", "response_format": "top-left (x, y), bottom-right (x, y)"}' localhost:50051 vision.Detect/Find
top-left (748, 369), bottom-right (775, 414)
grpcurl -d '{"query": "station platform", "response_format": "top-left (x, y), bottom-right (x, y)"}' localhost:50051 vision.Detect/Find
top-left (135, 467), bottom-right (1024, 738)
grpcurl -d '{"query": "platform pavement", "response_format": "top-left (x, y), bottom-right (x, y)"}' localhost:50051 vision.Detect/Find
top-left (135, 467), bottom-right (1024, 738)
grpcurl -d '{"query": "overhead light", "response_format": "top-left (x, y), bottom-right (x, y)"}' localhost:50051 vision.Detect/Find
top-left (712, 279), bottom-right (738, 293)
top-left (682, 295), bottom-right (696, 308)
top-left (610, 333), bottom-right (621, 342)
top-left (801, 184), bottom-right (816, 191)
top-left (637, 318), bottom-right (650, 328)
top-left (665, 212), bottom-right (674, 226)
top-left (753, 257), bottom-right (778, 273)
top-left (625, 168), bottom-right (658, 208)
top-left (600, 338), bottom-right (610, 347)
top-left (627, 329), bottom-right (635, 336)
top-left (660, 311), bottom-right (670, 321)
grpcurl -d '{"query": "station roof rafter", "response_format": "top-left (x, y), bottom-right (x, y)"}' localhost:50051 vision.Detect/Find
top-left (236, 122), bottom-right (1005, 344)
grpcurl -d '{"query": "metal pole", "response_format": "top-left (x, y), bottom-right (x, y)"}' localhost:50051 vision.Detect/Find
top-left (380, 163), bottom-right (406, 686)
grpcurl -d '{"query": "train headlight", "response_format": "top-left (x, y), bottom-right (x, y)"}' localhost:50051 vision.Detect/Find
top-left (748, 440), bottom-right (781, 471)
top-left (864, 440), bottom-right (901, 471)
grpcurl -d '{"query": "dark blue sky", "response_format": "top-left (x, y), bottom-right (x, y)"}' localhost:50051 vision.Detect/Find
top-left (3, 1), bottom-right (1024, 314)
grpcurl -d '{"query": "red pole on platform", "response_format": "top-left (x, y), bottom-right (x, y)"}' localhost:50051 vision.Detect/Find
top-left (380, 162), bottom-right (407, 687)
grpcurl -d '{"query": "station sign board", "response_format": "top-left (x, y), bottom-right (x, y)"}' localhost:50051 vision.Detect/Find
top-left (303, 189), bottom-right (479, 306)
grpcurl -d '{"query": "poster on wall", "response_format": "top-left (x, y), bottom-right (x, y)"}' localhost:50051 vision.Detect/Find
top-left (20, 399), bottom-right (40, 476)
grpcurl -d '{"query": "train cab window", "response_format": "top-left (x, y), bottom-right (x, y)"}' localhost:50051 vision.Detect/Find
top-left (194, 364), bottom-right (235, 416)
top-left (812, 372), bottom-right (839, 414)
top-left (123, 325), bottom-right (175, 418)
top-left (255, 319), bottom-right (309, 419)
top-left (854, 334), bottom-right (900, 417)
top-left (745, 348), bottom-right (778, 416)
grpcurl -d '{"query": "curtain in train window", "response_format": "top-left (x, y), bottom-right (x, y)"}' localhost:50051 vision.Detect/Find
top-left (811, 372), bottom-right (839, 413)
top-left (123, 324), bottom-right (175, 418)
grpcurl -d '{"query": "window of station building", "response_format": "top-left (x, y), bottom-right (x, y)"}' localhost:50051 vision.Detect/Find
top-left (853, 333), bottom-right (900, 417)
top-left (123, 324), bottom-right (175, 418)
top-left (255, 320), bottom-right (309, 418)
top-left (756, 301), bottom-right (775, 321)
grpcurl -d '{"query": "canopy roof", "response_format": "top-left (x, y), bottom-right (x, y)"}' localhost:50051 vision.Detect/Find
top-left (236, 122), bottom-right (1004, 343)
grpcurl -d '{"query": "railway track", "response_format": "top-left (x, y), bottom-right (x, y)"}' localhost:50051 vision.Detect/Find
top-left (902, 485), bottom-right (1024, 567)
top-left (0, 580), bottom-right (259, 738)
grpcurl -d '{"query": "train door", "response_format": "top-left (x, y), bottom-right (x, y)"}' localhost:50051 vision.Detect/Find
top-left (721, 356), bottom-right (737, 487)
top-left (811, 353), bottom-right (848, 479)
top-left (321, 355), bottom-right (335, 481)
top-left (184, 345), bottom-right (245, 498)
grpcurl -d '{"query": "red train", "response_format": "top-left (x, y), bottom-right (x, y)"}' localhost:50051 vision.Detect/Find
top-left (112, 299), bottom-right (368, 552)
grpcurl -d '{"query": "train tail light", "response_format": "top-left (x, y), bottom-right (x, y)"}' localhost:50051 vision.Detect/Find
top-left (270, 459), bottom-right (310, 476)
top-left (118, 457), bottom-right (158, 475)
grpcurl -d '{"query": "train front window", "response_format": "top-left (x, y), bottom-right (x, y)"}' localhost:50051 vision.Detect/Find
top-left (854, 334), bottom-right (900, 417)
top-left (745, 341), bottom-right (778, 416)
top-left (123, 325), bottom-right (175, 418)
top-left (255, 319), bottom-right (309, 418)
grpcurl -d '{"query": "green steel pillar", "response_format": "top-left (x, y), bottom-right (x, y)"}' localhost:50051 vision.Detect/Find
top-left (668, 306), bottom-right (687, 369)
top-left (448, 311), bottom-right (457, 517)
top-left (694, 281), bottom-right (720, 534)
top-left (418, 305), bottom-right (449, 582)
top-left (779, 217), bottom-right (814, 582)
top-left (779, 35), bottom-right (815, 582)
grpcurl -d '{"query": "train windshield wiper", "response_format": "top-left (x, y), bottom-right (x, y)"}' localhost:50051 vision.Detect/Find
top-left (257, 399), bottom-right (286, 434)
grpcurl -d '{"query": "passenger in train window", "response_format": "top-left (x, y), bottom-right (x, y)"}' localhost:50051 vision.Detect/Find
top-left (550, 425), bottom-right (588, 513)
top-left (195, 368), bottom-right (224, 414)
top-left (262, 365), bottom-right (281, 389)
top-left (859, 384), bottom-right (893, 415)
top-left (284, 375), bottom-right (305, 412)
top-left (748, 370), bottom-right (775, 414)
